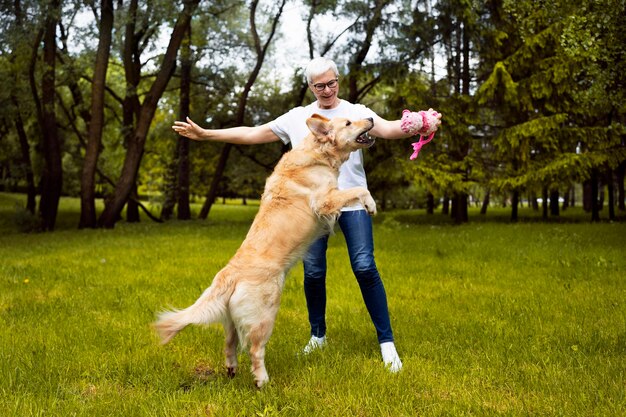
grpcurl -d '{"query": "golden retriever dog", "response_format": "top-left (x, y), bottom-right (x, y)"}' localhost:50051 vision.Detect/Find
top-left (154, 114), bottom-right (376, 387)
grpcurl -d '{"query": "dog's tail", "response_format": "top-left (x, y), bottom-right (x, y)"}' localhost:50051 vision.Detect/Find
top-left (154, 271), bottom-right (232, 344)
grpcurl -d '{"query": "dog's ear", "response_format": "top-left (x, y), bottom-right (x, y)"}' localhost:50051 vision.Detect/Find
top-left (306, 114), bottom-right (335, 143)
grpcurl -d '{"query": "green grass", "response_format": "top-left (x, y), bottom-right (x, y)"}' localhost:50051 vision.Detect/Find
top-left (1, 192), bottom-right (625, 416)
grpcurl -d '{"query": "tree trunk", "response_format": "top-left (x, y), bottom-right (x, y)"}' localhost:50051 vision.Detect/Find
top-left (452, 24), bottom-right (471, 229)
top-left (162, 23), bottom-right (192, 221)
top-left (542, 187), bottom-right (548, 220)
top-left (98, 0), bottom-right (200, 228)
top-left (550, 189), bottom-right (559, 216)
top-left (199, 0), bottom-right (286, 219)
top-left (199, 143), bottom-right (232, 219)
top-left (590, 170), bottom-right (600, 222)
top-left (450, 195), bottom-right (456, 219)
top-left (29, 28), bottom-right (44, 139)
top-left (480, 189), bottom-right (490, 215)
top-left (111, 0), bottom-right (141, 225)
top-left (607, 166), bottom-right (616, 221)
top-left (9, 0), bottom-right (36, 214)
top-left (460, 193), bottom-right (469, 223)
top-left (160, 159), bottom-right (177, 221)
top-left (617, 161), bottom-right (625, 211)
top-left (562, 187), bottom-right (570, 211)
top-left (39, 0), bottom-right (62, 231)
top-left (452, 193), bottom-right (468, 224)
top-left (127, 183), bottom-right (140, 222)
top-left (442, 195), bottom-right (449, 215)
top-left (80, 0), bottom-right (114, 228)
top-left (453, 18), bottom-right (462, 94)
top-left (510, 189), bottom-right (519, 222)
top-left (462, 15), bottom-right (471, 97)
top-left (426, 192), bottom-right (434, 214)
top-left (583, 180), bottom-right (592, 212)
top-left (531, 192), bottom-right (539, 211)
top-left (598, 181), bottom-right (605, 210)
top-left (346, 1), bottom-right (388, 103)
top-left (13, 97), bottom-right (37, 214)
top-left (177, 24), bottom-right (192, 220)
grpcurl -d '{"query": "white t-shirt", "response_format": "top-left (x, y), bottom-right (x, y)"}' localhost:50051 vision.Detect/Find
top-left (268, 99), bottom-right (377, 210)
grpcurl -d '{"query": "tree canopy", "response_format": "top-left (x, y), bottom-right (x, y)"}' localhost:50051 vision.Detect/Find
top-left (0, 0), bottom-right (624, 230)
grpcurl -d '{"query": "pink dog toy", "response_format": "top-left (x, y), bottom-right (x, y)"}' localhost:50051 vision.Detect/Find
top-left (400, 109), bottom-right (441, 160)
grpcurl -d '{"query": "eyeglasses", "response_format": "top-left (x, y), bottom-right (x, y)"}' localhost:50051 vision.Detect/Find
top-left (311, 78), bottom-right (338, 92)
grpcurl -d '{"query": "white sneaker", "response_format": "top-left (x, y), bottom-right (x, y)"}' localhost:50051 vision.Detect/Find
top-left (380, 342), bottom-right (403, 372)
top-left (303, 335), bottom-right (326, 354)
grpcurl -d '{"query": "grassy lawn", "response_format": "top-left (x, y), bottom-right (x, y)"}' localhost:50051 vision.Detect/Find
top-left (1, 192), bottom-right (625, 416)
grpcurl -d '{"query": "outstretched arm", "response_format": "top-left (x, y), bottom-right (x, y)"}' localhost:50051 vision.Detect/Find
top-left (172, 117), bottom-right (280, 145)
top-left (370, 109), bottom-right (442, 140)
top-left (369, 116), bottom-right (412, 140)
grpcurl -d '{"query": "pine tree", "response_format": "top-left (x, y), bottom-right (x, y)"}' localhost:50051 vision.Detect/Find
top-left (476, 0), bottom-right (626, 221)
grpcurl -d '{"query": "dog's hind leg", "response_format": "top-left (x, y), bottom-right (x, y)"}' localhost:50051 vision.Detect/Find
top-left (223, 315), bottom-right (238, 378)
top-left (248, 319), bottom-right (275, 388)
top-left (229, 278), bottom-right (282, 387)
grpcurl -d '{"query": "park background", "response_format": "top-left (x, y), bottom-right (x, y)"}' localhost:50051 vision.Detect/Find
top-left (1, 0), bottom-right (624, 228)
top-left (1, 0), bottom-right (625, 416)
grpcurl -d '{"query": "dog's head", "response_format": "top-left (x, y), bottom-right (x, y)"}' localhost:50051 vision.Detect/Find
top-left (305, 114), bottom-right (375, 159)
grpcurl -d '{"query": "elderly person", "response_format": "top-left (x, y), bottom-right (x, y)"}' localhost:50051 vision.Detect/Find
top-left (172, 57), bottom-right (441, 372)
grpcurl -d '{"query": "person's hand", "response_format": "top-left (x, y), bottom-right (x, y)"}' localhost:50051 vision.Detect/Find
top-left (172, 117), bottom-right (206, 141)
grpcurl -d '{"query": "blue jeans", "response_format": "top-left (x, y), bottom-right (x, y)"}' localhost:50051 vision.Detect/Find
top-left (303, 210), bottom-right (394, 344)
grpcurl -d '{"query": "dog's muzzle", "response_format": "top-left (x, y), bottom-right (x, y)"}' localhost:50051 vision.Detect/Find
top-left (356, 132), bottom-right (375, 147)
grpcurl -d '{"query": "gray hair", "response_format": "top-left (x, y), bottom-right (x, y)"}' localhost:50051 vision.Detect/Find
top-left (304, 57), bottom-right (339, 84)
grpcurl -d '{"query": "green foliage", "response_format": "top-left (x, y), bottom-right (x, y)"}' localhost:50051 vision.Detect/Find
top-left (471, 0), bottom-right (625, 209)
top-left (0, 0), bottom-right (623, 223)
top-left (494, 114), bottom-right (568, 155)
top-left (477, 61), bottom-right (522, 108)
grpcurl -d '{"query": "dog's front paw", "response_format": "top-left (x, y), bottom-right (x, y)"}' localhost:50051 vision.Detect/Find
top-left (362, 193), bottom-right (377, 216)
top-left (254, 374), bottom-right (269, 389)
